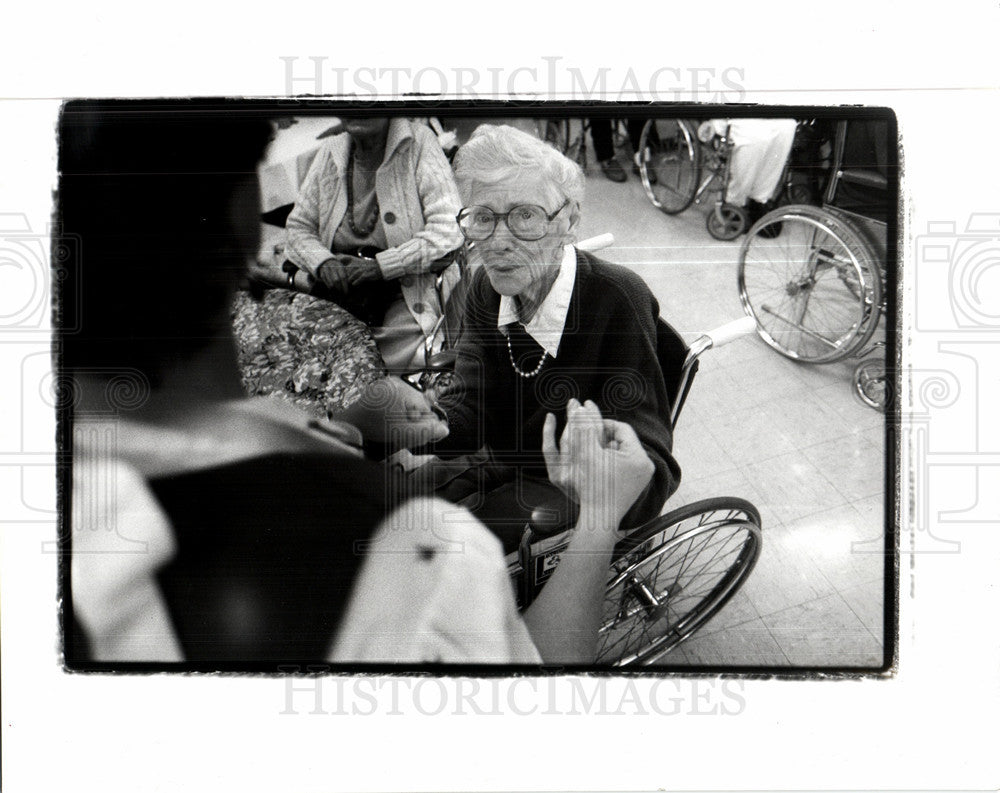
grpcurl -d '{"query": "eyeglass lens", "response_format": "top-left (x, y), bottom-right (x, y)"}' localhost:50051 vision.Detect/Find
top-left (459, 205), bottom-right (550, 241)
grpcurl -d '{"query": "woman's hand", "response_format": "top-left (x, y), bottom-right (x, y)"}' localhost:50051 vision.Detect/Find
top-left (334, 375), bottom-right (449, 450)
top-left (542, 398), bottom-right (655, 531)
top-left (342, 256), bottom-right (382, 285)
top-left (246, 258), bottom-right (289, 288)
top-left (316, 258), bottom-right (349, 293)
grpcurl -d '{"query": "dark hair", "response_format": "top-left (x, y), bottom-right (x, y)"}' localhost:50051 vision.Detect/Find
top-left (57, 103), bottom-right (273, 383)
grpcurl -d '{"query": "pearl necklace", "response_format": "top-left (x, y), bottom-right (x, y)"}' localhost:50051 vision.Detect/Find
top-left (507, 333), bottom-right (549, 378)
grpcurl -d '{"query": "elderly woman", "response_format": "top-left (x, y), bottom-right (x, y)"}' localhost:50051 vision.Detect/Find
top-left (231, 116), bottom-right (464, 419)
top-left (283, 116), bottom-right (464, 371)
top-left (421, 124), bottom-right (681, 533)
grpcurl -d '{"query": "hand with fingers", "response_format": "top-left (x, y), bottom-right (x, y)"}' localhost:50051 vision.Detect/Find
top-left (342, 255), bottom-right (382, 285)
top-left (334, 375), bottom-right (449, 451)
top-left (315, 257), bottom-right (350, 293)
top-left (542, 398), bottom-right (656, 532)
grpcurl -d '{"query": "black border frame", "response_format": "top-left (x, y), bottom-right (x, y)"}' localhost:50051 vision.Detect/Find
top-left (55, 99), bottom-right (900, 677)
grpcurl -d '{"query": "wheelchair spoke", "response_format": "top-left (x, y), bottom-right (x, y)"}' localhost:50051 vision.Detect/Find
top-left (739, 210), bottom-right (874, 362)
top-left (641, 119), bottom-right (700, 214)
top-left (597, 504), bottom-right (761, 665)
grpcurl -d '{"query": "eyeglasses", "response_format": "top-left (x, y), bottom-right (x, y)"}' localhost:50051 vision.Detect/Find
top-left (456, 198), bottom-right (571, 242)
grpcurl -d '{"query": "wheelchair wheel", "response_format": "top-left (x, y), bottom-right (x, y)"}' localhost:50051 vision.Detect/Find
top-left (596, 497), bottom-right (762, 666)
top-left (854, 357), bottom-right (889, 410)
top-left (706, 203), bottom-right (748, 241)
top-left (638, 119), bottom-right (701, 215)
top-left (738, 204), bottom-right (883, 364)
top-left (540, 118), bottom-right (571, 154)
top-left (825, 206), bottom-right (887, 353)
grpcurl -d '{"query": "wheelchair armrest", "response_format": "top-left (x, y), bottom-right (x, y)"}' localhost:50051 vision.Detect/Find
top-left (838, 168), bottom-right (888, 190)
top-left (425, 350), bottom-right (457, 370)
top-left (528, 496), bottom-right (580, 539)
top-left (429, 248), bottom-right (463, 274)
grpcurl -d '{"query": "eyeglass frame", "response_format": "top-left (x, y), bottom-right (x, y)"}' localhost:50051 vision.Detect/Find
top-left (455, 198), bottom-right (572, 242)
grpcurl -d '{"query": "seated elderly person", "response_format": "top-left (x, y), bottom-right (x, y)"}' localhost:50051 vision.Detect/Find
top-left (281, 116), bottom-right (464, 372)
top-left (62, 107), bottom-right (654, 666)
top-left (703, 118), bottom-right (798, 222)
top-left (416, 124), bottom-right (681, 535)
top-left (231, 116), bottom-right (465, 419)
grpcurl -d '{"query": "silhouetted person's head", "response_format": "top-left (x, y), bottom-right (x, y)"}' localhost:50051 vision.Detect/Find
top-left (58, 105), bottom-right (272, 388)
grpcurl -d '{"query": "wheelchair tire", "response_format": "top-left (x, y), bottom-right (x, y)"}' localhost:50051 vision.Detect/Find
top-left (825, 206), bottom-right (886, 356)
top-left (853, 357), bottom-right (889, 411)
top-left (596, 497), bottom-right (762, 666)
top-left (638, 119), bottom-right (701, 215)
top-left (738, 204), bottom-right (883, 364)
top-left (540, 118), bottom-right (572, 155)
top-left (706, 203), bottom-right (748, 241)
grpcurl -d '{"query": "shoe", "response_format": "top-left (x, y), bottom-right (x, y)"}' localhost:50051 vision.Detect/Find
top-left (599, 158), bottom-right (627, 183)
top-left (632, 162), bottom-right (657, 185)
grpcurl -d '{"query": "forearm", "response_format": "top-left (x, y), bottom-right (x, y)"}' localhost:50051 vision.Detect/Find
top-left (284, 151), bottom-right (339, 277)
top-left (521, 506), bottom-right (619, 664)
top-left (374, 225), bottom-right (462, 280)
top-left (285, 217), bottom-right (338, 277)
top-left (620, 447), bottom-right (679, 530)
top-left (415, 336), bottom-right (489, 456)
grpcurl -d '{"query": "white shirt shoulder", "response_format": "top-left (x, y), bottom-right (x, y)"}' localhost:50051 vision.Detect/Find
top-left (328, 497), bottom-right (541, 664)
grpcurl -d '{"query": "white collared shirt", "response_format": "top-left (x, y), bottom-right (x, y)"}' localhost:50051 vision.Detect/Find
top-left (497, 244), bottom-right (577, 358)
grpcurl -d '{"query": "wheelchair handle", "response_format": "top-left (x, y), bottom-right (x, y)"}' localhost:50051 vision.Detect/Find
top-left (683, 316), bottom-right (757, 371)
top-left (576, 233), bottom-right (615, 253)
top-left (706, 316), bottom-right (757, 348)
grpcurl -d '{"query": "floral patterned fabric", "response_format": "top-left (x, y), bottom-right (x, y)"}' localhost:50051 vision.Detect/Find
top-left (231, 289), bottom-right (386, 417)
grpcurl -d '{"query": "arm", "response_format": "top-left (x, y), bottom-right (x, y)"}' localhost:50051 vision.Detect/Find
top-left (375, 125), bottom-right (464, 281)
top-left (284, 146), bottom-right (342, 278)
top-left (409, 269), bottom-right (494, 457)
top-left (599, 283), bottom-right (681, 529)
top-left (522, 400), bottom-right (655, 663)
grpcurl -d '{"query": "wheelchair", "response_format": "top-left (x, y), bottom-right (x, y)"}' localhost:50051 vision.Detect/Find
top-left (736, 119), bottom-right (891, 410)
top-left (500, 313), bottom-right (761, 665)
top-left (636, 119), bottom-right (752, 240)
top-left (407, 235), bottom-right (763, 665)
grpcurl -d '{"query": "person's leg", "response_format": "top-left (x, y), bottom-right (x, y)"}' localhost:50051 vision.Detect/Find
top-left (372, 295), bottom-right (427, 371)
top-left (590, 118), bottom-right (626, 182)
top-left (627, 118), bottom-right (645, 152)
top-left (747, 119), bottom-right (797, 203)
top-left (589, 118), bottom-right (615, 161)
top-left (627, 119), bottom-right (656, 183)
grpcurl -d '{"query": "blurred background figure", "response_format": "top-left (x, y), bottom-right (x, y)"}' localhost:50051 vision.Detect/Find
top-left (708, 117), bottom-right (798, 220)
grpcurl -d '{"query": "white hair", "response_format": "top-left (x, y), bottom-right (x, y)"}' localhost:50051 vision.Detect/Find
top-left (452, 124), bottom-right (586, 207)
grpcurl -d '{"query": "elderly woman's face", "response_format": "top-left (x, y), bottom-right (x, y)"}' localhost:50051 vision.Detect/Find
top-left (342, 118), bottom-right (390, 140)
top-left (465, 171), bottom-right (576, 298)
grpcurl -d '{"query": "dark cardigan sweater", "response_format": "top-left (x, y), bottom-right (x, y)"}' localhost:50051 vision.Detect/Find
top-left (433, 249), bottom-right (681, 530)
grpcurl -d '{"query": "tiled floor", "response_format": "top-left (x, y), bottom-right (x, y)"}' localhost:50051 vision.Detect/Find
top-left (575, 154), bottom-right (888, 669)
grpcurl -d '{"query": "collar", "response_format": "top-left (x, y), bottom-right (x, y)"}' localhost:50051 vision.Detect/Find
top-left (73, 398), bottom-right (364, 479)
top-left (332, 118), bottom-right (415, 173)
top-left (497, 244), bottom-right (577, 358)
top-left (382, 117), bottom-right (416, 161)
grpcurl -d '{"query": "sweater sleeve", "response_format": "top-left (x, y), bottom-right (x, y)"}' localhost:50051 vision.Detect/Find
top-left (375, 125), bottom-right (464, 281)
top-left (419, 268), bottom-right (496, 457)
top-left (284, 146), bottom-right (339, 277)
top-left (594, 271), bottom-right (681, 530)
